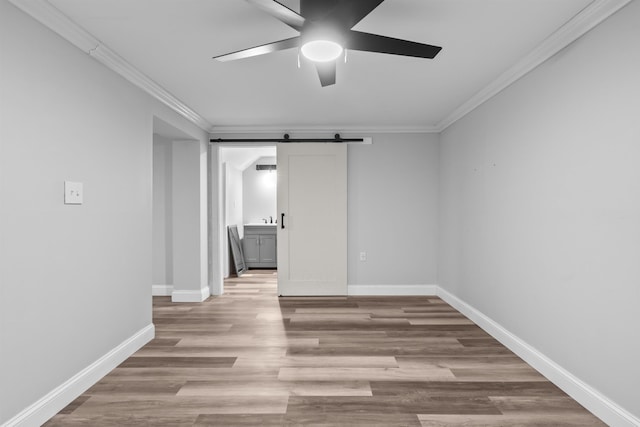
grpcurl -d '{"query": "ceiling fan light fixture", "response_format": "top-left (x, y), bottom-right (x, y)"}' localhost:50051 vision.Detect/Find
top-left (301, 40), bottom-right (343, 62)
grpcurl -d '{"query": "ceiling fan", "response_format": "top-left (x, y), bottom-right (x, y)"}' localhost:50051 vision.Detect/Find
top-left (213, 0), bottom-right (442, 87)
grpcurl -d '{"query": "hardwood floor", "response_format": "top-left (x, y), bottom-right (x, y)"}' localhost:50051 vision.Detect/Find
top-left (46, 271), bottom-right (605, 426)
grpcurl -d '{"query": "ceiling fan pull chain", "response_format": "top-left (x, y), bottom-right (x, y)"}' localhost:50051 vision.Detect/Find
top-left (345, 49), bottom-right (348, 63)
top-left (297, 49), bottom-right (301, 68)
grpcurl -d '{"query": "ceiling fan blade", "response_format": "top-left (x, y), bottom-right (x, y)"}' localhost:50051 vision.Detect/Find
top-left (246, 0), bottom-right (305, 31)
top-left (213, 37), bottom-right (300, 62)
top-left (346, 30), bottom-right (442, 59)
top-left (324, 0), bottom-right (386, 29)
top-left (315, 61), bottom-right (336, 87)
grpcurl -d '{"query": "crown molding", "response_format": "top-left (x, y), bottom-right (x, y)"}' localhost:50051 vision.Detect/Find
top-left (435, 0), bottom-right (632, 132)
top-left (8, 0), bottom-right (212, 132)
top-left (209, 124), bottom-right (440, 135)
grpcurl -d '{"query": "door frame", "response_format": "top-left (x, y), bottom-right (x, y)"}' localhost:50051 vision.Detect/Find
top-left (211, 142), bottom-right (277, 295)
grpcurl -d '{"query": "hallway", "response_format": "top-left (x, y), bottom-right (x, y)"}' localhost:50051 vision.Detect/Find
top-left (46, 271), bottom-right (603, 426)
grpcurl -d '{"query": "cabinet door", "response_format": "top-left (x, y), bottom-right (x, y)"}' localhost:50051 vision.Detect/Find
top-left (259, 235), bottom-right (277, 263)
top-left (242, 235), bottom-right (260, 263)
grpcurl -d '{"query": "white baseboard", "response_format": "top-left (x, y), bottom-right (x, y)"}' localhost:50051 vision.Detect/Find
top-left (152, 284), bottom-right (174, 296)
top-left (2, 324), bottom-right (154, 427)
top-left (436, 286), bottom-right (640, 427)
top-left (348, 284), bottom-right (437, 296)
top-left (171, 286), bottom-right (210, 302)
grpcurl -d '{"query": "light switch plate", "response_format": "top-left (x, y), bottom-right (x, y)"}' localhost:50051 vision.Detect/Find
top-left (64, 181), bottom-right (83, 204)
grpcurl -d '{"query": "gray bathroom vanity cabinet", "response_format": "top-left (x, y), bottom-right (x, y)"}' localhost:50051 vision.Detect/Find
top-left (242, 224), bottom-right (277, 268)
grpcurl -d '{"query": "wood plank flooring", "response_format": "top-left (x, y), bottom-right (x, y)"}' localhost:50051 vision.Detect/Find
top-left (46, 271), bottom-right (605, 426)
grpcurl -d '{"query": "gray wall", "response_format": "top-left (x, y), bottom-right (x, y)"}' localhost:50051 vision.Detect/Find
top-left (152, 136), bottom-right (173, 286)
top-left (243, 156), bottom-right (277, 225)
top-left (438, 1), bottom-right (640, 419)
top-left (171, 140), bottom-right (209, 299)
top-left (0, 2), bottom-right (207, 423)
top-left (348, 134), bottom-right (439, 286)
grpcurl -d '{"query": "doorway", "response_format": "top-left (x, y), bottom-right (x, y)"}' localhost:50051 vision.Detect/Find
top-left (152, 117), bottom-right (202, 298)
top-left (218, 145), bottom-right (278, 286)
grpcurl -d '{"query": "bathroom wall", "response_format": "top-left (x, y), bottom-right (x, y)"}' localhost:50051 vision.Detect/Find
top-left (243, 156), bottom-right (277, 225)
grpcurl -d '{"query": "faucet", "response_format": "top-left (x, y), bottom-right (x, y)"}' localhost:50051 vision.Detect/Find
top-left (262, 218), bottom-right (268, 224)
top-left (269, 216), bottom-right (273, 224)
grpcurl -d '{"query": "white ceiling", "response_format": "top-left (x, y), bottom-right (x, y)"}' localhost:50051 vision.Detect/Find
top-left (45, 0), bottom-right (596, 132)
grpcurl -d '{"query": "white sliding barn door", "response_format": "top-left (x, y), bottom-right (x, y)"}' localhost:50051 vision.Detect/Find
top-left (277, 143), bottom-right (347, 296)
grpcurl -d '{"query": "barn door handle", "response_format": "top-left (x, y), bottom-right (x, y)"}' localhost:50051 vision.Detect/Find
top-left (281, 213), bottom-right (285, 229)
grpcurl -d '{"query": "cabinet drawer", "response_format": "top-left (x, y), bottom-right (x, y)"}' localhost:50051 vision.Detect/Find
top-left (244, 225), bottom-right (277, 235)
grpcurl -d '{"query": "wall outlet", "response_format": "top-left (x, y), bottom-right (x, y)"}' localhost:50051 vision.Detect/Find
top-left (64, 181), bottom-right (83, 205)
top-left (359, 251), bottom-right (367, 262)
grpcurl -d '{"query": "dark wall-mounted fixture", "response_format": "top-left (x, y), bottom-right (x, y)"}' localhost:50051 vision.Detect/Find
top-left (256, 164), bottom-right (277, 171)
